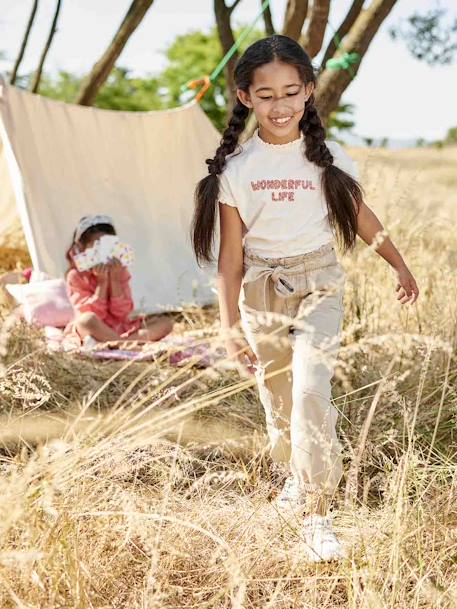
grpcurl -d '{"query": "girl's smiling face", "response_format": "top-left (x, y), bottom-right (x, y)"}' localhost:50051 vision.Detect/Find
top-left (237, 60), bottom-right (314, 145)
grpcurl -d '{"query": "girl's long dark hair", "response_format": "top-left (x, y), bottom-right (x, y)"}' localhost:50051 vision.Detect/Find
top-left (192, 34), bottom-right (364, 264)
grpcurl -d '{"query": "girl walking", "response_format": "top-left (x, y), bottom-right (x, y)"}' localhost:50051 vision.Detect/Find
top-left (192, 35), bottom-right (419, 562)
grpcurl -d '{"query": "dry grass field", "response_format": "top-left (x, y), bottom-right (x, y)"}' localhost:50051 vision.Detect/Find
top-left (0, 144), bottom-right (456, 608)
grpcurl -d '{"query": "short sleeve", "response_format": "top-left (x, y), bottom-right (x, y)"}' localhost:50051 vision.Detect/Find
top-left (327, 140), bottom-right (359, 181)
top-left (218, 171), bottom-right (237, 207)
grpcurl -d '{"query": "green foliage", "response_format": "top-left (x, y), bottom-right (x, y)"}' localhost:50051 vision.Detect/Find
top-left (37, 71), bottom-right (83, 102)
top-left (95, 68), bottom-right (163, 111)
top-left (160, 25), bottom-right (263, 131)
top-left (444, 126), bottom-right (457, 144)
top-left (27, 26), bottom-right (263, 130)
top-left (160, 28), bottom-right (227, 130)
top-left (430, 125), bottom-right (457, 149)
top-left (414, 126), bottom-right (457, 149)
top-left (390, 7), bottom-right (457, 65)
top-left (37, 68), bottom-right (163, 111)
top-left (327, 102), bottom-right (356, 142)
top-left (7, 27), bottom-right (359, 137)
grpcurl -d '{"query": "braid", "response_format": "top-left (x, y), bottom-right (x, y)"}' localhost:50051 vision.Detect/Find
top-left (300, 95), bottom-right (363, 254)
top-left (192, 100), bottom-right (249, 264)
top-left (207, 100), bottom-right (249, 177)
top-left (299, 95), bottom-right (333, 167)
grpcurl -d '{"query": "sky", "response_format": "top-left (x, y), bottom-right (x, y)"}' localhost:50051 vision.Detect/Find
top-left (0, 0), bottom-right (456, 142)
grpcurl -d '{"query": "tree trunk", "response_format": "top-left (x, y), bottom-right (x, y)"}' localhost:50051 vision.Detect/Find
top-left (243, 0), bottom-right (309, 140)
top-left (300, 0), bottom-right (331, 57)
top-left (75, 0), bottom-right (155, 106)
top-left (282, 0), bottom-right (308, 41)
top-left (315, 0), bottom-right (398, 125)
top-left (321, 0), bottom-right (365, 69)
top-left (30, 0), bottom-right (62, 93)
top-left (214, 0), bottom-right (241, 117)
top-left (10, 0), bottom-right (39, 85)
top-left (262, 1), bottom-right (275, 36)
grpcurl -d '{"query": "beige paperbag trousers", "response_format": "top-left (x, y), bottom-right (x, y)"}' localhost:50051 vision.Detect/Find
top-left (238, 241), bottom-right (345, 497)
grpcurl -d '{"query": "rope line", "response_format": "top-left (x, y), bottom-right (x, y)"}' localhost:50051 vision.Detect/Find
top-left (181, 0), bottom-right (271, 100)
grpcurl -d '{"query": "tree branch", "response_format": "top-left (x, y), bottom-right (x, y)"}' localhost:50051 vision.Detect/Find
top-left (300, 0), bottom-right (331, 57)
top-left (228, 0), bottom-right (242, 15)
top-left (282, 0), bottom-right (309, 41)
top-left (315, 0), bottom-right (398, 125)
top-left (30, 0), bottom-right (62, 93)
top-left (263, 1), bottom-right (275, 35)
top-left (75, 0), bottom-right (155, 106)
top-left (214, 0), bottom-right (239, 115)
top-left (10, 0), bottom-right (39, 85)
top-left (321, 0), bottom-right (365, 69)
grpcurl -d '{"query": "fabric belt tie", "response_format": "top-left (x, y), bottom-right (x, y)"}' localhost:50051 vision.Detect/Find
top-left (241, 243), bottom-right (335, 312)
top-left (242, 263), bottom-right (296, 312)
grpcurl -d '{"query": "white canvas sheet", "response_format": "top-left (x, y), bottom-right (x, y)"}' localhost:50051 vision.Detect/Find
top-left (0, 117), bottom-right (18, 240)
top-left (0, 80), bottom-right (220, 312)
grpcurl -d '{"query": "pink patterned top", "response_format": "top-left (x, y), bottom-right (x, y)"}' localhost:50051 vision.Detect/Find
top-left (64, 267), bottom-right (142, 339)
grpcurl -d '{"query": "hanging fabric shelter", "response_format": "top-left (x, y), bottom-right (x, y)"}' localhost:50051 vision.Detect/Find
top-left (0, 78), bottom-right (220, 312)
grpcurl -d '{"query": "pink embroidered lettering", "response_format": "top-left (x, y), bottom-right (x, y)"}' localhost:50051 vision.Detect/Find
top-left (250, 177), bottom-right (316, 193)
top-left (272, 191), bottom-right (295, 201)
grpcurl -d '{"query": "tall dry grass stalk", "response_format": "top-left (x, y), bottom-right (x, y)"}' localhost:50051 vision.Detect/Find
top-left (0, 146), bottom-right (456, 607)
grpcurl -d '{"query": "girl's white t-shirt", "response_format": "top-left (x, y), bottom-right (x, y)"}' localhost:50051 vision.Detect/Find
top-left (218, 129), bottom-right (359, 258)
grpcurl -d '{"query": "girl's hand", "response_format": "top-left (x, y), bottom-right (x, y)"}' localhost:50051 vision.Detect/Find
top-left (108, 257), bottom-right (123, 282)
top-left (92, 264), bottom-right (109, 285)
top-left (394, 264), bottom-right (419, 305)
top-left (225, 337), bottom-right (258, 375)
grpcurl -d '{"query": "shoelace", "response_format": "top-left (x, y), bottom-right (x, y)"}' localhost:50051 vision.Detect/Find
top-left (303, 516), bottom-right (333, 531)
top-left (304, 519), bottom-right (341, 544)
top-left (283, 476), bottom-right (297, 491)
top-left (318, 528), bottom-right (340, 544)
top-left (278, 476), bottom-right (305, 501)
top-left (309, 526), bottom-right (340, 546)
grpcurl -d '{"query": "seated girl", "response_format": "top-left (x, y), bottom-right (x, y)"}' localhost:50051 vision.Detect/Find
top-left (64, 214), bottom-right (173, 346)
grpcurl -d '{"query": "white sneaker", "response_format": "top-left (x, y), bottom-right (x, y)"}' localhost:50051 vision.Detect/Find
top-left (273, 474), bottom-right (308, 512)
top-left (301, 514), bottom-right (346, 562)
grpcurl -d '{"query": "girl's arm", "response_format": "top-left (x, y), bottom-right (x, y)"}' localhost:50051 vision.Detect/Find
top-left (218, 203), bottom-right (257, 373)
top-left (67, 268), bottom-right (109, 318)
top-left (108, 262), bottom-right (134, 319)
top-left (356, 202), bottom-right (419, 304)
top-left (218, 204), bottom-right (244, 328)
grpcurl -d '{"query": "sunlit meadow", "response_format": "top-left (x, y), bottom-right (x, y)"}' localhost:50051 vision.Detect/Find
top-left (0, 145), bottom-right (456, 608)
